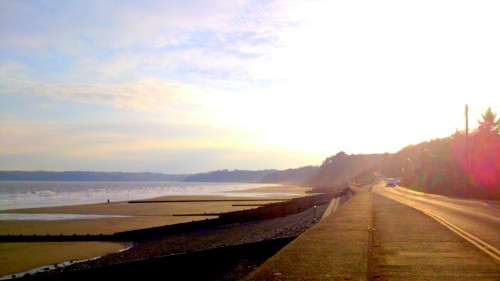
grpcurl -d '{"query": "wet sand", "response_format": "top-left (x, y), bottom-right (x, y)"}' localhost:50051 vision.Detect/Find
top-left (0, 242), bottom-right (127, 278)
top-left (0, 185), bottom-right (311, 277)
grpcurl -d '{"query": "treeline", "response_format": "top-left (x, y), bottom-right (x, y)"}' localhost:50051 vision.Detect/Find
top-left (378, 108), bottom-right (499, 199)
top-left (269, 107), bottom-right (499, 200)
top-left (379, 131), bottom-right (499, 200)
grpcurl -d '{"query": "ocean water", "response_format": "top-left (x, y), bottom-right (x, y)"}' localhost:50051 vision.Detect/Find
top-left (0, 181), bottom-right (270, 211)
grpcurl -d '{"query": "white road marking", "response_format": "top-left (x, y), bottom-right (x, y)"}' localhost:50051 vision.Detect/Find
top-left (373, 186), bottom-right (500, 263)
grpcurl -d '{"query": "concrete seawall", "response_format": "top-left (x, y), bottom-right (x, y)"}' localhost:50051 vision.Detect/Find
top-left (11, 237), bottom-right (297, 281)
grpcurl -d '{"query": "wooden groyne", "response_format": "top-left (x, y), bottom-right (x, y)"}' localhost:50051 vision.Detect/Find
top-left (172, 213), bottom-right (221, 216)
top-left (231, 204), bottom-right (268, 207)
top-left (0, 233), bottom-right (115, 242)
top-left (128, 199), bottom-right (286, 203)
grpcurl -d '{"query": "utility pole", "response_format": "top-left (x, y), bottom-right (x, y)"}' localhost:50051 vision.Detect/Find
top-left (465, 104), bottom-right (470, 193)
top-left (421, 146), bottom-right (424, 186)
top-left (421, 148), bottom-right (424, 176)
top-left (406, 155), bottom-right (411, 183)
top-left (421, 147), bottom-right (429, 190)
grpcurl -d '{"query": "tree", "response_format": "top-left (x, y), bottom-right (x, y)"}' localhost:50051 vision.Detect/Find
top-left (477, 107), bottom-right (499, 136)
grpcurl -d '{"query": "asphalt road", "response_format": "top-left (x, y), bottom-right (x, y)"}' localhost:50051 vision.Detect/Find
top-left (373, 183), bottom-right (500, 262)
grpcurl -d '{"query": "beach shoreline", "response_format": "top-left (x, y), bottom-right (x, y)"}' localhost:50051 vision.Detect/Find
top-left (0, 184), bottom-right (312, 277)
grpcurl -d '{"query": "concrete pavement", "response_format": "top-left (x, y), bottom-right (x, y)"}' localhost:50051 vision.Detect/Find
top-left (244, 187), bottom-right (373, 280)
top-left (244, 186), bottom-right (499, 280)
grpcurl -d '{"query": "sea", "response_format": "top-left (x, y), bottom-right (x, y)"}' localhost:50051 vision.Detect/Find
top-left (0, 181), bottom-right (274, 219)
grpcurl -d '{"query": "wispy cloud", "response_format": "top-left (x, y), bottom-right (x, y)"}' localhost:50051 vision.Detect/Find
top-left (0, 0), bottom-right (290, 105)
top-left (0, 120), bottom-right (304, 172)
top-left (1, 120), bottom-right (262, 154)
top-left (0, 0), bottom-right (286, 52)
top-left (0, 1), bottom-right (238, 49)
top-left (1, 78), bottom-right (198, 112)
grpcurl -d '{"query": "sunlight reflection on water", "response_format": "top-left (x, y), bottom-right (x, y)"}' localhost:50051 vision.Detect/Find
top-left (0, 213), bottom-right (131, 221)
top-left (0, 181), bottom-right (273, 211)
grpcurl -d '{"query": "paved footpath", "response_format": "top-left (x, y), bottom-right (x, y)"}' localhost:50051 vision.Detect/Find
top-left (244, 187), bottom-right (499, 280)
top-left (244, 187), bottom-right (373, 280)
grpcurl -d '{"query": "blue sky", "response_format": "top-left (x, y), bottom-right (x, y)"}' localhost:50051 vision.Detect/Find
top-left (1, 0), bottom-right (499, 173)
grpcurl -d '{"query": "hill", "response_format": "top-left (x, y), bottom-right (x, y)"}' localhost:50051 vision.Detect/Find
top-left (303, 152), bottom-right (386, 186)
top-left (184, 169), bottom-right (277, 183)
top-left (0, 171), bottom-right (188, 182)
top-left (260, 166), bottom-right (318, 184)
top-left (258, 153), bottom-right (385, 187)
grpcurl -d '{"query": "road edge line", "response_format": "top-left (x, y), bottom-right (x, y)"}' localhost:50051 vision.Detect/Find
top-left (374, 189), bottom-right (500, 263)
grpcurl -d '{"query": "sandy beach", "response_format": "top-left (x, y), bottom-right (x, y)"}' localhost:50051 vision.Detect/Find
top-left (0, 185), bottom-right (311, 277)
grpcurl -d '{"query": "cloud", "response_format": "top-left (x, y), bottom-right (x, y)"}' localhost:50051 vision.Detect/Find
top-left (0, 120), bottom-right (259, 155)
top-left (0, 60), bottom-right (30, 83)
top-left (1, 78), bottom-right (199, 112)
top-left (0, 0), bottom-right (279, 50)
top-left (0, 0), bottom-right (296, 108)
top-left (1, 120), bottom-right (312, 173)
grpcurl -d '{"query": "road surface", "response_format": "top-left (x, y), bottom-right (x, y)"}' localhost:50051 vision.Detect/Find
top-left (373, 183), bottom-right (500, 262)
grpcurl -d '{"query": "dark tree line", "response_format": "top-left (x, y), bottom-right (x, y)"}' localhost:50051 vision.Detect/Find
top-left (380, 107), bottom-right (499, 199)
top-left (299, 107), bottom-right (499, 200)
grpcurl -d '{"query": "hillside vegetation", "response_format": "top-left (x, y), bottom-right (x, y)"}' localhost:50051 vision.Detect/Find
top-left (269, 108), bottom-right (499, 200)
top-left (301, 152), bottom-right (385, 186)
top-left (380, 132), bottom-right (499, 200)
top-left (379, 108), bottom-right (499, 199)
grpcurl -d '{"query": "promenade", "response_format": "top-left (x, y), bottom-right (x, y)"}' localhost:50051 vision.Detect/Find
top-left (245, 186), bottom-right (373, 280)
top-left (245, 186), bottom-right (499, 280)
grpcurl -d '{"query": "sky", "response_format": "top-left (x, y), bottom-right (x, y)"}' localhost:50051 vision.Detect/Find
top-left (1, 0), bottom-right (499, 173)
